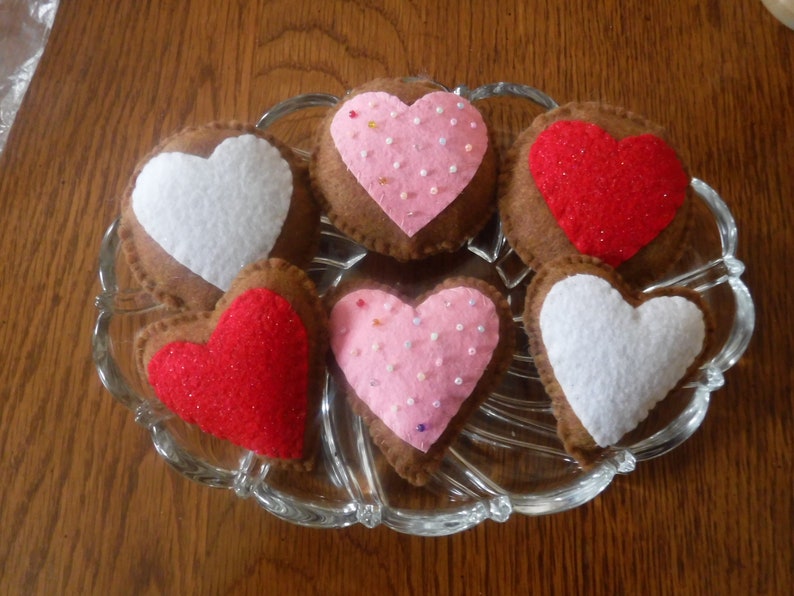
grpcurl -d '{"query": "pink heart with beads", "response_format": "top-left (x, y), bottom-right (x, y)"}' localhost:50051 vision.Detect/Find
top-left (329, 286), bottom-right (501, 452)
top-left (330, 91), bottom-right (488, 237)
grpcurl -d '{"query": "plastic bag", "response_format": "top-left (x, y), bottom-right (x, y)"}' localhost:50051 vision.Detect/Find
top-left (0, 0), bottom-right (60, 153)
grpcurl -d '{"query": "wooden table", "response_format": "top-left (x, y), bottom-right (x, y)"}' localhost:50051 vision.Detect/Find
top-left (1, 1), bottom-right (790, 593)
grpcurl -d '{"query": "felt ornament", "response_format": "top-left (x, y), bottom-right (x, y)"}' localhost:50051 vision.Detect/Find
top-left (330, 90), bottom-right (488, 237)
top-left (327, 278), bottom-right (514, 486)
top-left (525, 257), bottom-right (713, 465)
top-left (136, 259), bottom-right (327, 469)
top-left (528, 120), bottom-right (689, 267)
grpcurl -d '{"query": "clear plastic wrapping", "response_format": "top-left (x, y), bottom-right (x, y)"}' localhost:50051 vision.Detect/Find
top-left (0, 0), bottom-right (59, 153)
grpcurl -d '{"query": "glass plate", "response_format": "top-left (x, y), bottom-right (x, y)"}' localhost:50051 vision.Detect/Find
top-left (92, 81), bottom-right (755, 536)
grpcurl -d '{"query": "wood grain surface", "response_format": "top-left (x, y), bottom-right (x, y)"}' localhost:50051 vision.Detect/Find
top-left (0, 1), bottom-right (791, 594)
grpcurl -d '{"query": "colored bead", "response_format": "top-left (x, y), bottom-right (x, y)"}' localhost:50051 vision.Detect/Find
top-left (465, 143), bottom-right (473, 152)
top-left (378, 176), bottom-right (388, 185)
top-left (468, 298), bottom-right (476, 306)
top-left (356, 298), bottom-right (366, 307)
top-left (368, 120), bottom-right (377, 128)
top-left (457, 102), bottom-right (465, 109)
top-left (370, 379), bottom-right (379, 387)
top-left (372, 318), bottom-right (381, 326)
top-left (439, 137), bottom-right (446, 145)
top-left (350, 348), bottom-right (360, 356)
top-left (349, 110), bottom-right (358, 118)
top-left (477, 325), bottom-right (485, 333)
top-left (416, 423), bottom-right (427, 432)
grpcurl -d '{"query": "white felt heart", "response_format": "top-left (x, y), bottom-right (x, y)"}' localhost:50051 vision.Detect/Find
top-left (539, 274), bottom-right (706, 447)
top-left (132, 134), bottom-right (292, 291)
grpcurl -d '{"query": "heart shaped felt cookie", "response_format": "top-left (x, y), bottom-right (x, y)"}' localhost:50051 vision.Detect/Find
top-left (529, 120), bottom-right (689, 267)
top-left (136, 259), bottom-right (327, 470)
top-left (311, 78), bottom-right (499, 261)
top-left (499, 102), bottom-right (693, 286)
top-left (330, 90), bottom-right (487, 237)
top-left (328, 278), bottom-right (514, 486)
top-left (524, 256), bottom-right (713, 466)
top-left (120, 122), bottom-right (320, 310)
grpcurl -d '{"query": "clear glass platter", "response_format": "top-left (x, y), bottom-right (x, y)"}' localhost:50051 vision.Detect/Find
top-left (92, 81), bottom-right (755, 536)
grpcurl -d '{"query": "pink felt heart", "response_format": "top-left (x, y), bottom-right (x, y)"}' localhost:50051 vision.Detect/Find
top-left (330, 91), bottom-right (488, 237)
top-left (329, 287), bottom-right (500, 452)
top-left (529, 120), bottom-right (690, 267)
top-left (147, 288), bottom-right (310, 458)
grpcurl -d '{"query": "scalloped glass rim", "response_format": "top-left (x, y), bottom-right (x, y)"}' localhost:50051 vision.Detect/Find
top-left (92, 81), bottom-right (754, 536)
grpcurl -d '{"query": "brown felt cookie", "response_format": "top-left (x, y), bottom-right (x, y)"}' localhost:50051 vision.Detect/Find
top-left (310, 77), bottom-right (499, 261)
top-left (524, 256), bottom-right (714, 467)
top-left (120, 121), bottom-right (320, 311)
top-left (135, 258), bottom-right (327, 471)
top-left (326, 277), bottom-right (515, 486)
top-left (499, 102), bottom-right (694, 287)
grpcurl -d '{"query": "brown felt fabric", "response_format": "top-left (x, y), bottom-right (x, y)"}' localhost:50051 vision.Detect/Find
top-left (523, 255), bottom-right (715, 468)
top-left (324, 276), bottom-right (515, 486)
top-left (309, 77), bottom-right (499, 262)
top-left (119, 122), bottom-right (320, 311)
top-left (499, 102), bottom-right (694, 288)
top-left (134, 258), bottom-right (328, 471)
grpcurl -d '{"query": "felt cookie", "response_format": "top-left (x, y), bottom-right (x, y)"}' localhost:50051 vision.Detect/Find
top-left (310, 77), bottom-right (499, 261)
top-left (327, 277), bottom-right (515, 486)
top-left (135, 259), bottom-right (327, 470)
top-left (499, 102), bottom-right (693, 286)
top-left (120, 121), bottom-right (321, 311)
top-left (524, 256), bottom-right (714, 467)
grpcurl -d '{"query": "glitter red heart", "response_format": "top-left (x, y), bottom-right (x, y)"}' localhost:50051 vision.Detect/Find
top-left (147, 288), bottom-right (310, 458)
top-left (529, 120), bottom-right (689, 267)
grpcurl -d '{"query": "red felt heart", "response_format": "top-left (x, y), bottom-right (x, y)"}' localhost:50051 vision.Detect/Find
top-left (147, 288), bottom-right (309, 458)
top-left (529, 120), bottom-right (689, 267)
